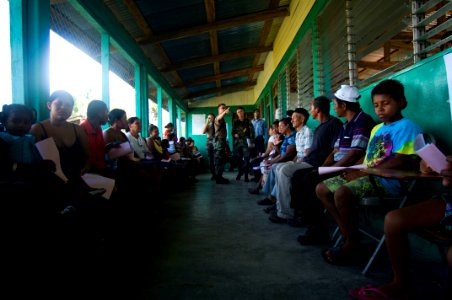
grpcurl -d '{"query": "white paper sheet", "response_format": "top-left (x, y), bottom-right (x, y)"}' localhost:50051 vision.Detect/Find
top-left (414, 133), bottom-right (447, 174)
top-left (107, 142), bottom-right (133, 159)
top-left (192, 114), bottom-right (206, 135)
top-left (81, 173), bottom-right (115, 200)
top-left (318, 164), bottom-right (368, 176)
top-left (35, 137), bottom-right (68, 182)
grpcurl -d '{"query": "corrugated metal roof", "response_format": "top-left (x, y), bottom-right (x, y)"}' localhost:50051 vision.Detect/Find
top-left (178, 65), bottom-right (214, 82)
top-left (51, 0), bottom-right (292, 104)
top-left (161, 33), bottom-right (212, 64)
top-left (136, 0), bottom-right (206, 33)
top-left (218, 22), bottom-right (264, 53)
top-left (215, 0), bottom-right (271, 20)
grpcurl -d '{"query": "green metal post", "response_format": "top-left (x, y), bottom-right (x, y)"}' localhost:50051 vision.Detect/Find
top-left (157, 86), bottom-right (162, 131)
top-left (177, 106), bottom-right (182, 137)
top-left (101, 31), bottom-right (110, 106)
top-left (168, 96), bottom-right (174, 123)
top-left (10, 0), bottom-right (50, 120)
top-left (140, 66), bottom-right (149, 137)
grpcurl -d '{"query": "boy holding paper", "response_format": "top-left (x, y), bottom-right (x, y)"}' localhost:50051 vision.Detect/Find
top-left (316, 79), bottom-right (422, 265)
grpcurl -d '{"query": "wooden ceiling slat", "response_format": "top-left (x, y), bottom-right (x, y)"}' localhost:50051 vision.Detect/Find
top-left (161, 45), bottom-right (273, 71)
top-left (183, 81), bottom-right (257, 99)
top-left (138, 6), bottom-right (290, 44)
top-left (174, 65), bottom-right (264, 88)
top-left (204, 0), bottom-right (221, 89)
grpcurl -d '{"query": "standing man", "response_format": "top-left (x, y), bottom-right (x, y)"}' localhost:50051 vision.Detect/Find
top-left (251, 109), bottom-right (267, 155)
top-left (202, 113), bottom-right (216, 180)
top-left (214, 103), bottom-right (230, 184)
top-left (232, 107), bottom-right (255, 182)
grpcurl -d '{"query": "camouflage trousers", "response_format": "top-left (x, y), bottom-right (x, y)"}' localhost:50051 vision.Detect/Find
top-left (214, 138), bottom-right (227, 177)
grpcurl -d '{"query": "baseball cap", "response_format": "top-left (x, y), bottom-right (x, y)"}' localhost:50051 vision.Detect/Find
top-left (334, 85), bottom-right (361, 102)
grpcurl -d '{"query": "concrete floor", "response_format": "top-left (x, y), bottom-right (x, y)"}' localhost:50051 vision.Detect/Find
top-left (87, 171), bottom-right (449, 300)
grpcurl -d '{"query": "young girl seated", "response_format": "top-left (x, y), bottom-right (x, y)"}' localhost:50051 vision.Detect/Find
top-left (0, 104), bottom-right (62, 216)
top-left (0, 104), bottom-right (55, 180)
top-left (260, 133), bottom-right (283, 185)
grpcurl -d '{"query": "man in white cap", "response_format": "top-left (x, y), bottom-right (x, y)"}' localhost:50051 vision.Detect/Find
top-left (288, 85), bottom-right (376, 246)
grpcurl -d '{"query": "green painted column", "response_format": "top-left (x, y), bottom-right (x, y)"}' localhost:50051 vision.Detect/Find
top-left (101, 32), bottom-right (110, 106)
top-left (134, 63), bottom-right (148, 137)
top-left (268, 90), bottom-right (274, 123)
top-left (141, 67), bottom-right (149, 137)
top-left (177, 106), bottom-right (182, 137)
top-left (10, 0), bottom-right (50, 120)
top-left (281, 70), bottom-right (287, 115)
top-left (172, 98), bottom-right (177, 124)
top-left (157, 86), bottom-right (162, 131)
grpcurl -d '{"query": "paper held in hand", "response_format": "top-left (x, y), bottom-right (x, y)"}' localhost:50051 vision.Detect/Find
top-left (35, 137), bottom-right (69, 182)
top-left (81, 173), bottom-right (115, 200)
top-left (414, 133), bottom-right (447, 174)
top-left (318, 164), bottom-right (368, 176)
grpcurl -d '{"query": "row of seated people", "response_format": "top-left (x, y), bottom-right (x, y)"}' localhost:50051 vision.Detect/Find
top-left (0, 91), bottom-right (200, 297)
top-left (245, 80), bottom-right (452, 299)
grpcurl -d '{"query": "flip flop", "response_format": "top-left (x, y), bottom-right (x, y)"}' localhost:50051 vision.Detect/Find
top-left (348, 286), bottom-right (401, 300)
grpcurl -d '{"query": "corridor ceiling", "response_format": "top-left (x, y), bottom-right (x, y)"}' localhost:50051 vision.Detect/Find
top-left (56, 0), bottom-right (291, 105)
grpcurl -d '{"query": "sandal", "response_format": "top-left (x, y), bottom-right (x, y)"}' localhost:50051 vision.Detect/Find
top-left (349, 286), bottom-right (401, 300)
top-left (321, 246), bottom-right (355, 265)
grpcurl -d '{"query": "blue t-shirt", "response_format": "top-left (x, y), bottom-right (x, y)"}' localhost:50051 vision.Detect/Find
top-left (280, 130), bottom-right (296, 156)
top-left (364, 118), bottom-right (422, 194)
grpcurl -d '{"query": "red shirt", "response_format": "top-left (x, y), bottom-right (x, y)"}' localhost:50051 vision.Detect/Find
top-left (80, 119), bottom-right (106, 170)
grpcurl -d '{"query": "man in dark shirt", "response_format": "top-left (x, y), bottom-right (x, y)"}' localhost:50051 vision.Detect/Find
top-left (232, 107), bottom-right (254, 182)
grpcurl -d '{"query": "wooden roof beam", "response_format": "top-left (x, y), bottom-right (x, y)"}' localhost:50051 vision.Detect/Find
top-left (137, 6), bottom-right (289, 44)
top-left (183, 81), bottom-right (257, 100)
top-left (173, 65), bottom-right (264, 88)
top-left (161, 45), bottom-right (272, 72)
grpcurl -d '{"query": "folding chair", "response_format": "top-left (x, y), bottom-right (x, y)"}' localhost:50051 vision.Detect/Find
top-left (358, 179), bottom-right (416, 276)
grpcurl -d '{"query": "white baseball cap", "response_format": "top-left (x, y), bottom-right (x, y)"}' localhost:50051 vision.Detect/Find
top-left (334, 85), bottom-right (361, 103)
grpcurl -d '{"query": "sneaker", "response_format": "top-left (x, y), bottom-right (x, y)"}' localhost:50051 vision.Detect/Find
top-left (269, 212), bottom-right (287, 223)
top-left (256, 198), bottom-right (274, 205)
top-left (263, 204), bottom-right (277, 214)
top-left (297, 228), bottom-right (330, 245)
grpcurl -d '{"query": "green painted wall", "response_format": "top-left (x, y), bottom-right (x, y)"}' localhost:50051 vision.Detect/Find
top-left (359, 50), bottom-right (452, 154)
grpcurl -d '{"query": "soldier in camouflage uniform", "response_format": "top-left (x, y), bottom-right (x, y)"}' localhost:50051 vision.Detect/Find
top-left (202, 113), bottom-right (216, 180)
top-left (232, 107), bottom-right (255, 182)
top-left (214, 103), bottom-right (230, 184)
